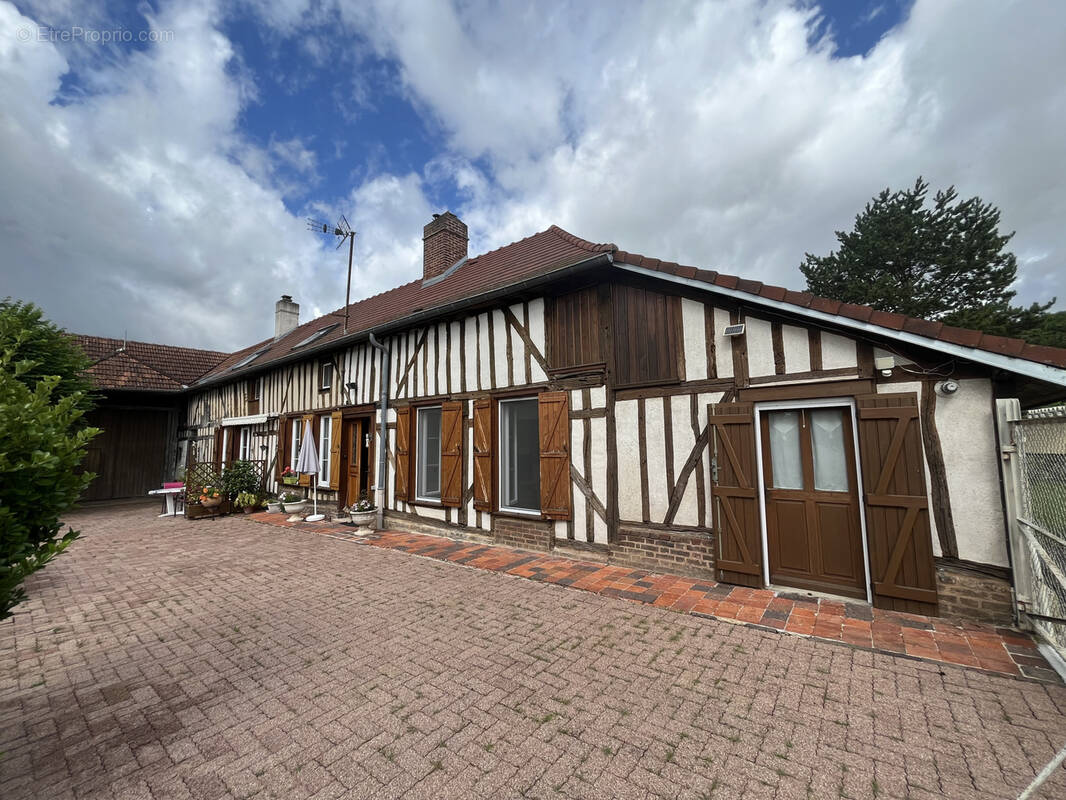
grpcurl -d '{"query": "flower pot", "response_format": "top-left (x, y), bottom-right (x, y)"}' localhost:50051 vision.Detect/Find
top-left (200, 497), bottom-right (222, 509)
top-left (282, 476), bottom-right (300, 486)
top-left (241, 505), bottom-right (257, 514)
top-left (266, 502), bottom-right (282, 513)
top-left (282, 500), bottom-right (307, 513)
top-left (349, 509), bottom-right (376, 528)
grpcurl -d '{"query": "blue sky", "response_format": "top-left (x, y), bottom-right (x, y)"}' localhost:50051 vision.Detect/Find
top-left (3, 0), bottom-right (1062, 351)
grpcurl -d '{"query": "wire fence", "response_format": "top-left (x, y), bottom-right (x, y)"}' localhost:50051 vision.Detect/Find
top-left (1014, 406), bottom-right (1066, 659)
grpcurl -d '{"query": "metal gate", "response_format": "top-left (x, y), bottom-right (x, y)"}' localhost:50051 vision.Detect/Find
top-left (998, 400), bottom-right (1066, 668)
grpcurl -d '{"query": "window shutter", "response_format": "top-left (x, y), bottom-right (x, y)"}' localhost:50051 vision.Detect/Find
top-left (472, 397), bottom-right (493, 511)
top-left (395, 407), bottom-right (411, 502)
top-left (440, 401), bottom-right (463, 507)
top-left (299, 414), bottom-right (313, 487)
top-left (538, 391), bottom-right (571, 519)
top-left (710, 402), bottom-right (763, 588)
top-left (275, 418), bottom-right (286, 480)
top-left (213, 427), bottom-right (224, 465)
top-left (856, 393), bottom-right (938, 615)
top-left (328, 411), bottom-right (343, 490)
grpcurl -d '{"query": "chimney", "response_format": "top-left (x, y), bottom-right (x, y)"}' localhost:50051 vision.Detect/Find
top-left (275, 294), bottom-right (299, 340)
top-left (423, 211), bottom-right (468, 282)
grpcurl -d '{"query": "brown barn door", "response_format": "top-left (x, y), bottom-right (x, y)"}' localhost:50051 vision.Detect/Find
top-left (710, 402), bottom-right (763, 588)
top-left (440, 402), bottom-right (463, 507)
top-left (760, 407), bottom-right (866, 599)
top-left (856, 394), bottom-right (938, 615)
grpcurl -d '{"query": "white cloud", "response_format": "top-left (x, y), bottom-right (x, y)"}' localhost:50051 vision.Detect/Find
top-left (2, 0), bottom-right (1064, 359)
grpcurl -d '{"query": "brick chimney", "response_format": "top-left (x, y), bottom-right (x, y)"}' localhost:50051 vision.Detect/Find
top-left (423, 212), bottom-right (468, 282)
top-left (275, 294), bottom-right (299, 340)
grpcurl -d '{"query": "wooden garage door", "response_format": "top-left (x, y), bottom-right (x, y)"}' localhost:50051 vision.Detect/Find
top-left (81, 407), bottom-right (170, 501)
top-left (856, 393), bottom-right (938, 616)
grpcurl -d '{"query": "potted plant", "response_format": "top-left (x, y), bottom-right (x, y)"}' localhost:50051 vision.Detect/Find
top-left (221, 460), bottom-right (261, 500)
top-left (279, 492), bottom-right (307, 513)
top-left (347, 494), bottom-right (376, 528)
top-left (265, 495), bottom-right (282, 513)
top-left (235, 491), bottom-right (261, 514)
top-left (199, 486), bottom-right (222, 509)
top-left (281, 466), bottom-right (300, 486)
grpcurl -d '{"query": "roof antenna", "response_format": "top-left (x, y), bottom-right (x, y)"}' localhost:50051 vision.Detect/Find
top-left (307, 215), bottom-right (356, 334)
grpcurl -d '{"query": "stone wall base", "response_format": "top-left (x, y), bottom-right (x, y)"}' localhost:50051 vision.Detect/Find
top-left (935, 561), bottom-right (1014, 626)
top-left (493, 516), bottom-right (553, 551)
top-left (610, 526), bottom-right (717, 580)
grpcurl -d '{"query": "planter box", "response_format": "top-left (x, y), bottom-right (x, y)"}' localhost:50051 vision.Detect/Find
top-left (186, 499), bottom-right (233, 520)
top-left (281, 477), bottom-right (300, 486)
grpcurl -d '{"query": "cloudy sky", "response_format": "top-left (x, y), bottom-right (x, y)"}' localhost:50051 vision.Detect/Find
top-left (2, 0), bottom-right (1063, 351)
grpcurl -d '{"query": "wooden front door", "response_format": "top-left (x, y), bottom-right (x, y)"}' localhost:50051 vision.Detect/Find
top-left (760, 406), bottom-right (866, 599)
top-left (341, 417), bottom-right (373, 508)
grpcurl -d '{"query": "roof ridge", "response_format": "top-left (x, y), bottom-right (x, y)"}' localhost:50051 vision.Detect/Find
top-left (73, 333), bottom-right (228, 357)
top-left (547, 225), bottom-right (617, 253)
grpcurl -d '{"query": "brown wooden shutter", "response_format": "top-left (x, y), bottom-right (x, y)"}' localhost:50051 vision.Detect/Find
top-left (856, 393), bottom-right (938, 615)
top-left (710, 402), bottom-right (763, 588)
top-left (298, 414), bottom-right (313, 487)
top-left (538, 391), bottom-right (571, 519)
top-left (440, 401), bottom-right (463, 507)
top-left (275, 418), bottom-right (287, 480)
top-left (328, 411), bottom-right (343, 490)
top-left (472, 397), bottom-right (493, 511)
top-left (213, 427), bottom-right (224, 465)
top-left (394, 407), bottom-right (411, 502)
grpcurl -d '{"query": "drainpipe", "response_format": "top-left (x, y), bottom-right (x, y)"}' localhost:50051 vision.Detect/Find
top-left (368, 333), bottom-right (390, 531)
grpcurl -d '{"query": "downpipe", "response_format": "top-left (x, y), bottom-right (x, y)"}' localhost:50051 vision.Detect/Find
top-left (368, 333), bottom-right (390, 532)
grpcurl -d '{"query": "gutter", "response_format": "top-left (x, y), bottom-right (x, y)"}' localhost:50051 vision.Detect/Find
top-left (191, 251), bottom-right (614, 391)
top-left (368, 332), bottom-right (389, 531)
top-left (616, 263), bottom-right (1066, 387)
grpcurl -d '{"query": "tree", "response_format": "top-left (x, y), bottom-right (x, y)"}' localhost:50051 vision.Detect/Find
top-left (0, 302), bottom-right (99, 620)
top-left (0, 299), bottom-right (97, 412)
top-left (800, 178), bottom-right (1061, 346)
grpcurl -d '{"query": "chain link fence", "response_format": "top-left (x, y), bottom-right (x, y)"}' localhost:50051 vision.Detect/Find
top-left (1014, 406), bottom-right (1066, 658)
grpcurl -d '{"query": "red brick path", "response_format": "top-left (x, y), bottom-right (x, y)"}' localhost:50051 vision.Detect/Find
top-left (251, 513), bottom-right (1058, 682)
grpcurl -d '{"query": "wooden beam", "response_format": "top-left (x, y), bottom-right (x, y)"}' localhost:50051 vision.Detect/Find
top-left (920, 382), bottom-right (959, 559)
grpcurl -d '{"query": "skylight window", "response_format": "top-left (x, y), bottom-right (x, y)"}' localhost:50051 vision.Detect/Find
top-left (291, 323), bottom-right (338, 350)
top-left (229, 348), bottom-right (269, 371)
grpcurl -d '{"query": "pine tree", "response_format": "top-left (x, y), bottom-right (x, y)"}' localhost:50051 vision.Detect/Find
top-left (800, 178), bottom-right (1060, 345)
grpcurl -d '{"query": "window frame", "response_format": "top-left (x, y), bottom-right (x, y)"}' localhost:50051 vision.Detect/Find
top-left (238, 426), bottom-right (252, 462)
top-left (319, 360), bottom-right (333, 392)
top-left (414, 404), bottom-right (443, 503)
top-left (497, 396), bottom-right (541, 516)
top-left (289, 417), bottom-right (301, 472)
top-left (318, 415), bottom-right (332, 485)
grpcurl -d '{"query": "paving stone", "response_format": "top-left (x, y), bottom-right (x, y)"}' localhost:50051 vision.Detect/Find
top-left (2, 505), bottom-right (1066, 799)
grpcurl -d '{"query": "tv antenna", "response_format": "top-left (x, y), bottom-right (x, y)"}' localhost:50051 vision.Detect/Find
top-left (308, 215), bottom-right (356, 333)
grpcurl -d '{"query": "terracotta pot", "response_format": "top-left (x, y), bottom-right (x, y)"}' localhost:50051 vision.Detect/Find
top-left (242, 506), bottom-right (257, 514)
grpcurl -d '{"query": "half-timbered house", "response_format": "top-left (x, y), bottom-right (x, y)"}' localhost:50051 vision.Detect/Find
top-left (184, 212), bottom-right (1066, 625)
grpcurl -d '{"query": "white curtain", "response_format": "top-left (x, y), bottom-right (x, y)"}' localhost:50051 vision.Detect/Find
top-left (768, 411), bottom-right (803, 490)
top-left (810, 409), bottom-right (849, 492)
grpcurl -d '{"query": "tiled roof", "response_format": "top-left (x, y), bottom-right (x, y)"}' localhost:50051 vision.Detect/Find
top-left (198, 226), bottom-right (615, 382)
top-left (75, 335), bottom-right (227, 392)
top-left (610, 249), bottom-right (1066, 370)
top-left (196, 223), bottom-right (1066, 385)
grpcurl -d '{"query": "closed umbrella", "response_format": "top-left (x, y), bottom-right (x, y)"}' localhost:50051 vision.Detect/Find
top-left (294, 420), bottom-right (325, 521)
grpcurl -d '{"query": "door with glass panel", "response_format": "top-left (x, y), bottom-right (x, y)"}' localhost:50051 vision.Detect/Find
top-left (760, 406), bottom-right (865, 598)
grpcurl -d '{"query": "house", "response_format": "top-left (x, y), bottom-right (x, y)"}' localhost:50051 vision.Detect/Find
top-left (182, 212), bottom-right (1066, 625)
top-left (74, 335), bottom-right (226, 501)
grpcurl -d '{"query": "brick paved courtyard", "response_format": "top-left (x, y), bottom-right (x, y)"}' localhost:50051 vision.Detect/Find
top-left (2, 506), bottom-right (1066, 799)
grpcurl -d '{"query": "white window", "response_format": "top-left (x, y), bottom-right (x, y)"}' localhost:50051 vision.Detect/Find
top-left (319, 361), bottom-right (333, 391)
top-left (238, 426), bottom-right (252, 461)
top-left (416, 406), bottom-right (442, 500)
top-left (319, 417), bottom-right (332, 484)
top-left (499, 398), bottom-right (540, 513)
top-left (290, 419), bottom-right (301, 471)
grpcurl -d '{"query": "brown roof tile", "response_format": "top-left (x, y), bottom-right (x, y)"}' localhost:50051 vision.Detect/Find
top-left (74, 335), bottom-right (227, 392)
